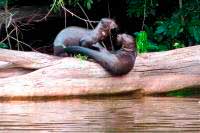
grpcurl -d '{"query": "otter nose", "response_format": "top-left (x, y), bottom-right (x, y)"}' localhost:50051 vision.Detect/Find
top-left (111, 22), bottom-right (118, 29)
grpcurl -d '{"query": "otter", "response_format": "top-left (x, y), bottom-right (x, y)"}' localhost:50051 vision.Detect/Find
top-left (64, 34), bottom-right (137, 76)
top-left (53, 18), bottom-right (118, 56)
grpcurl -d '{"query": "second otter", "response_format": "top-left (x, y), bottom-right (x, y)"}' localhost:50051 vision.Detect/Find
top-left (53, 18), bottom-right (118, 56)
top-left (64, 34), bottom-right (137, 76)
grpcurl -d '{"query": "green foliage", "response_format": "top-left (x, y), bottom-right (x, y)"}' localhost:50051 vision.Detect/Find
top-left (0, 42), bottom-right (8, 49)
top-left (167, 88), bottom-right (200, 97)
top-left (173, 42), bottom-right (184, 49)
top-left (155, 18), bottom-right (183, 39)
top-left (51, 0), bottom-right (65, 12)
top-left (135, 31), bottom-right (161, 53)
top-left (0, 0), bottom-right (6, 6)
top-left (188, 21), bottom-right (200, 42)
top-left (83, 0), bottom-right (93, 10)
top-left (135, 31), bottom-right (148, 53)
top-left (0, 0), bottom-right (18, 7)
top-left (51, 0), bottom-right (94, 11)
top-left (74, 54), bottom-right (88, 60)
top-left (128, 0), bottom-right (200, 51)
top-left (127, 0), bottom-right (158, 17)
top-left (155, 5), bottom-right (200, 44)
top-left (135, 30), bottom-right (185, 53)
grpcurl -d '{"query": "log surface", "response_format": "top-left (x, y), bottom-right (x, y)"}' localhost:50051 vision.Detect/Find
top-left (0, 45), bottom-right (199, 99)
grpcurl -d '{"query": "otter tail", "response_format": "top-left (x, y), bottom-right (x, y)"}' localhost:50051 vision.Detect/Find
top-left (64, 46), bottom-right (116, 74)
top-left (64, 46), bottom-right (109, 62)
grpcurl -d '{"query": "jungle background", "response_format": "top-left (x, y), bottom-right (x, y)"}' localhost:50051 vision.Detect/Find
top-left (0, 0), bottom-right (199, 53)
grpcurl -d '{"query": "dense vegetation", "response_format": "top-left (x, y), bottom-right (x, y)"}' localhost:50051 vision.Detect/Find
top-left (48, 0), bottom-right (200, 53)
top-left (128, 0), bottom-right (200, 53)
top-left (0, 0), bottom-right (199, 53)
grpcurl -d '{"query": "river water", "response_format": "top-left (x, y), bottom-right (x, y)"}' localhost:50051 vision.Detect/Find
top-left (0, 96), bottom-right (199, 132)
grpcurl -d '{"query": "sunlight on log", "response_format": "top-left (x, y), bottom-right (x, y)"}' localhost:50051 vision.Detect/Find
top-left (0, 45), bottom-right (199, 99)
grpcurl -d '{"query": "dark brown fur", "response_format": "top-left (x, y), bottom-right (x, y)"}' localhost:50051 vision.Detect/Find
top-left (64, 34), bottom-right (137, 76)
top-left (53, 18), bottom-right (117, 56)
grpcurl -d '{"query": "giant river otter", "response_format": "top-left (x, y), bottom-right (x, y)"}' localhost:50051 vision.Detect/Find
top-left (64, 34), bottom-right (137, 76)
top-left (53, 18), bottom-right (118, 56)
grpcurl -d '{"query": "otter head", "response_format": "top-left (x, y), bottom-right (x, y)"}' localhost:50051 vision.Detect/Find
top-left (100, 18), bottom-right (118, 29)
top-left (99, 18), bottom-right (118, 37)
top-left (117, 34), bottom-right (136, 51)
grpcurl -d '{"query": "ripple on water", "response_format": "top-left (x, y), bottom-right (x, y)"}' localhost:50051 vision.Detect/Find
top-left (0, 97), bottom-right (199, 132)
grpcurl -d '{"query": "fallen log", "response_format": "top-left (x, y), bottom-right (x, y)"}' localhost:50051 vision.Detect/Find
top-left (0, 45), bottom-right (199, 99)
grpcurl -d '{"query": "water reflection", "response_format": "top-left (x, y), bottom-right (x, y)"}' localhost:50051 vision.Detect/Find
top-left (0, 97), bottom-right (199, 132)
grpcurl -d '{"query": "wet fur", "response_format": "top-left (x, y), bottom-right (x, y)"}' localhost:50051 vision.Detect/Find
top-left (53, 18), bottom-right (117, 56)
top-left (64, 34), bottom-right (137, 76)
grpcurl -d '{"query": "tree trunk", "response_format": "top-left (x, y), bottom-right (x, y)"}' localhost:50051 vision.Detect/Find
top-left (0, 45), bottom-right (199, 100)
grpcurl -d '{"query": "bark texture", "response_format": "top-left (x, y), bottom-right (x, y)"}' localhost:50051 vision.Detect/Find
top-left (0, 45), bottom-right (199, 99)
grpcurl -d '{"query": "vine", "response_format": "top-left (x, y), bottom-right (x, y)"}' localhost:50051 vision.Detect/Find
top-left (0, 1), bottom-right (35, 51)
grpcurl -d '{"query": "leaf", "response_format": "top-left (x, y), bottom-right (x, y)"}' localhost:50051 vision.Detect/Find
top-left (84, 0), bottom-right (93, 10)
top-left (147, 42), bottom-right (159, 52)
top-left (173, 42), bottom-right (184, 49)
top-left (190, 20), bottom-right (200, 26)
top-left (136, 31), bottom-right (149, 53)
top-left (188, 25), bottom-right (200, 42)
top-left (158, 45), bottom-right (169, 51)
top-left (74, 54), bottom-right (88, 60)
top-left (155, 25), bottom-right (167, 34)
top-left (0, 43), bottom-right (9, 49)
